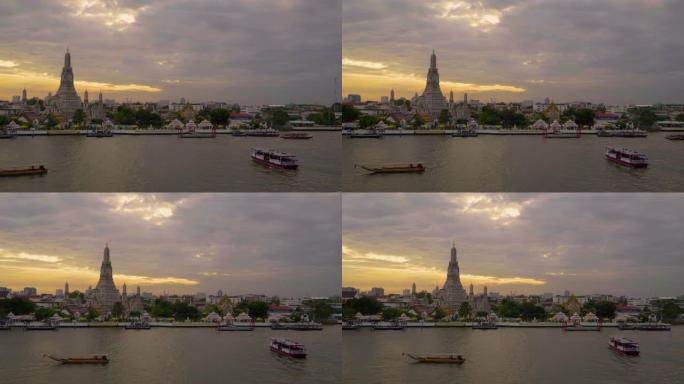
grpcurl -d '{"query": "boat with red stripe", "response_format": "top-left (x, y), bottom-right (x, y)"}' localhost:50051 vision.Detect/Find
top-left (270, 338), bottom-right (307, 358)
top-left (251, 148), bottom-right (299, 169)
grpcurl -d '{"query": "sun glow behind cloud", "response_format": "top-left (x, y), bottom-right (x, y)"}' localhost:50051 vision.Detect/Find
top-left (431, 1), bottom-right (510, 31)
top-left (68, 0), bottom-right (148, 31)
top-left (104, 194), bottom-right (185, 225)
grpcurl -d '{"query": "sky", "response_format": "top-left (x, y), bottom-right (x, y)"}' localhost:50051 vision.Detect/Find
top-left (0, 193), bottom-right (341, 297)
top-left (343, 0), bottom-right (684, 104)
top-left (342, 193), bottom-right (684, 297)
top-left (0, 0), bottom-right (341, 104)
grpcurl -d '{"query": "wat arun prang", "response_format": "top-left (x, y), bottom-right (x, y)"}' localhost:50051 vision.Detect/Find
top-left (436, 243), bottom-right (468, 315)
top-left (416, 50), bottom-right (448, 120)
top-left (50, 49), bottom-right (82, 121)
top-left (92, 243), bottom-right (121, 314)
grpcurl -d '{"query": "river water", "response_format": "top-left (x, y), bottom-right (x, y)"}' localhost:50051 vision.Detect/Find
top-left (0, 327), bottom-right (340, 384)
top-left (342, 327), bottom-right (684, 384)
top-left (343, 133), bottom-right (684, 192)
top-left (0, 133), bottom-right (340, 192)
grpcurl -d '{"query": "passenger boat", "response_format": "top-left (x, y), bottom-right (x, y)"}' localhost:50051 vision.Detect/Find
top-left (356, 163), bottom-right (425, 174)
top-left (0, 321), bottom-right (11, 330)
top-left (44, 354), bottom-right (109, 364)
top-left (216, 324), bottom-right (254, 331)
top-left (372, 321), bottom-right (406, 331)
top-left (611, 129), bottom-right (647, 138)
top-left (0, 165), bottom-right (48, 177)
top-left (403, 353), bottom-right (465, 364)
top-left (124, 321), bottom-right (151, 330)
top-left (0, 132), bottom-right (16, 139)
top-left (605, 146), bottom-right (648, 168)
top-left (179, 132), bottom-right (215, 138)
top-left (452, 130), bottom-right (478, 137)
top-left (608, 337), bottom-right (640, 356)
top-left (562, 322), bottom-right (601, 331)
top-left (270, 338), bottom-right (307, 358)
top-left (281, 132), bottom-right (313, 140)
top-left (270, 322), bottom-right (289, 330)
top-left (666, 134), bottom-right (684, 140)
top-left (288, 322), bottom-right (323, 331)
top-left (471, 321), bottom-right (498, 330)
top-left (596, 129), bottom-right (613, 137)
top-left (25, 323), bottom-right (57, 331)
top-left (251, 148), bottom-right (299, 169)
top-left (86, 130), bottom-right (113, 138)
top-left (349, 129), bottom-right (383, 138)
top-left (342, 320), bottom-right (361, 330)
top-left (234, 129), bottom-right (279, 137)
top-left (633, 323), bottom-right (671, 331)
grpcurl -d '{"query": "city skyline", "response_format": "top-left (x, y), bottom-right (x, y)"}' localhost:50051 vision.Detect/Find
top-left (343, 0), bottom-right (684, 104)
top-left (0, 0), bottom-right (341, 104)
top-left (342, 193), bottom-right (684, 297)
top-left (0, 193), bottom-right (341, 297)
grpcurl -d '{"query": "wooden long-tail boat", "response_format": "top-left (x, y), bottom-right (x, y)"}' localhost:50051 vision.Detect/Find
top-left (44, 354), bottom-right (109, 364)
top-left (0, 165), bottom-right (48, 177)
top-left (356, 163), bottom-right (425, 174)
top-left (666, 134), bottom-right (684, 140)
top-left (403, 353), bottom-right (465, 364)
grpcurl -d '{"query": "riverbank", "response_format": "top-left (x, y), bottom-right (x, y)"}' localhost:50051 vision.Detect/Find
top-left (7, 321), bottom-right (333, 328)
top-left (11, 125), bottom-right (341, 136)
top-left (352, 321), bottom-right (628, 328)
top-left (345, 128), bottom-right (604, 136)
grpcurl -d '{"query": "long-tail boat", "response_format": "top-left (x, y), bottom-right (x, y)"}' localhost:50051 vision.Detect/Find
top-left (44, 354), bottom-right (109, 364)
top-left (356, 163), bottom-right (425, 174)
top-left (0, 165), bottom-right (48, 177)
top-left (403, 353), bottom-right (465, 364)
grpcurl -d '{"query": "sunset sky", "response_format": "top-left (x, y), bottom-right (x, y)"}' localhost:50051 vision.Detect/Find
top-left (0, 193), bottom-right (341, 297)
top-left (343, 193), bottom-right (684, 297)
top-left (0, 0), bottom-right (340, 104)
top-left (343, 0), bottom-right (684, 104)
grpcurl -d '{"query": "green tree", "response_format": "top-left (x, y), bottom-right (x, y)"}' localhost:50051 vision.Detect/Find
top-left (433, 306), bottom-right (446, 320)
top-left (87, 306), bottom-right (99, 321)
top-left (675, 113), bottom-right (684, 122)
top-left (34, 308), bottom-right (55, 321)
top-left (72, 109), bottom-right (86, 125)
top-left (150, 299), bottom-right (174, 318)
top-left (341, 104), bottom-right (360, 122)
top-left (209, 108), bottom-right (231, 126)
top-left (111, 302), bottom-right (125, 318)
top-left (313, 302), bottom-right (333, 321)
top-left (497, 298), bottom-right (522, 319)
top-left (342, 297), bottom-right (383, 316)
top-left (172, 302), bottom-right (200, 321)
top-left (520, 302), bottom-right (545, 321)
top-left (438, 109), bottom-right (451, 126)
top-left (46, 113), bottom-right (60, 128)
top-left (574, 108), bottom-right (595, 128)
top-left (358, 115), bottom-right (380, 128)
top-left (637, 109), bottom-right (658, 128)
top-left (268, 108), bottom-right (290, 128)
top-left (381, 307), bottom-right (402, 321)
top-left (0, 297), bottom-right (36, 315)
top-left (458, 302), bottom-right (472, 320)
top-left (233, 301), bottom-right (250, 315)
top-left (654, 300), bottom-right (682, 322)
top-left (112, 106), bottom-right (136, 125)
top-left (477, 106), bottom-right (502, 125)
top-left (135, 109), bottom-right (163, 127)
top-left (500, 109), bottom-right (527, 128)
top-left (412, 114), bottom-right (425, 129)
top-left (247, 301), bottom-right (269, 319)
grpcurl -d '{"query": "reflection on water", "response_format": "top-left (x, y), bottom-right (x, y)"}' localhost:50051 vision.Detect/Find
top-left (343, 133), bottom-right (684, 192)
top-left (0, 327), bottom-right (340, 384)
top-left (0, 133), bottom-right (340, 192)
top-left (343, 327), bottom-right (684, 384)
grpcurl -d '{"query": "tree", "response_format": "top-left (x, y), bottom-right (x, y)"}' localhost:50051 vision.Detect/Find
top-left (46, 113), bottom-right (60, 128)
top-left (519, 302), bottom-right (545, 321)
top-left (112, 106), bottom-right (136, 125)
top-left (497, 298), bottom-right (521, 319)
top-left (313, 302), bottom-right (332, 321)
top-left (499, 109), bottom-right (527, 128)
top-left (150, 299), bottom-right (174, 318)
top-left (35, 308), bottom-right (55, 321)
top-left (135, 109), bottom-right (163, 127)
top-left (659, 301), bottom-right (681, 322)
top-left (477, 106), bottom-right (502, 125)
top-left (381, 307), bottom-right (402, 321)
top-left (637, 109), bottom-right (658, 129)
top-left (268, 108), bottom-right (290, 128)
top-left (574, 108), bottom-right (595, 128)
top-left (341, 104), bottom-right (360, 122)
top-left (342, 297), bottom-right (383, 316)
top-left (172, 302), bottom-right (200, 321)
top-left (433, 306), bottom-right (446, 320)
top-left (458, 302), bottom-right (472, 320)
top-left (209, 108), bottom-right (231, 126)
top-left (87, 306), bottom-right (99, 321)
top-left (247, 301), bottom-right (269, 319)
top-left (72, 109), bottom-right (86, 125)
top-left (358, 115), bottom-right (380, 129)
top-left (412, 114), bottom-right (425, 129)
top-left (676, 113), bottom-right (684, 122)
top-left (438, 109), bottom-right (451, 126)
top-left (0, 297), bottom-right (36, 315)
top-left (111, 302), bottom-right (125, 318)
top-left (415, 292), bottom-right (433, 304)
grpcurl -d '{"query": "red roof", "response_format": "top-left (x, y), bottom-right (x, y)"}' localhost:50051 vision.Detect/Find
top-left (268, 305), bottom-right (293, 311)
top-left (230, 112), bottom-right (252, 119)
top-left (595, 112), bottom-right (619, 119)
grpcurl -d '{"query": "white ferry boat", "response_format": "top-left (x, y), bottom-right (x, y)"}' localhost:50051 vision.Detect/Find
top-left (270, 338), bottom-right (307, 358)
top-left (605, 146), bottom-right (648, 168)
top-left (608, 337), bottom-right (640, 356)
top-left (251, 148), bottom-right (299, 169)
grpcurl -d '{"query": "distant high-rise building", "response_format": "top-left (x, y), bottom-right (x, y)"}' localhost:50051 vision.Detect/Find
top-left (92, 243), bottom-right (121, 313)
top-left (136, 286), bottom-right (141, 296)
top-left (402, 288), bottom-right (411, 297)
top-left (54, 49), bottom-right (83, 121)
top-left (370, 287), bottom-right (385, 297)
top-left (464, 92), bottom-right (468, 104)
top-left (22, 88), bottom-right (27, 102)
top-left (84, 89), bottom-right (89, 104)
top-left (346, 94), bottom-right (361, 103)
top-left (65, 282), bottom-right (69, 296)
top-left (416, 50), bottom-right (447, 119)
top-left (390, 89), bottom-right (395, 102)
top-left (23, 287), bottom-right (37, 296)
top-left (380, 96), bottom-right (389, 104)
top-left (411, 282), bottom-right (416, 296)
top-left (56, 289), bottom-right (63, 297)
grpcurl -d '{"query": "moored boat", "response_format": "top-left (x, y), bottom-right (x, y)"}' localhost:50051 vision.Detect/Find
top-left (44, 354), bottom-right (109, 364)
top-left (349, 128), bottom-right (383, 138)
top-left (270, 322), bottom-right (289, 330)
top-left (86, 130), bottom-right (113, 138)
top-left (471, 321), bottom-right (498, 330)
top-left (0, 321), bottom-right (11, 330)
top-left (281, 132), bottom-right (313, 140)
top-left (373, 321), bottom-right (406, 331)
top-left (605, 146), bottom-right (648, 168)
top-left (287, 322), bottom-right (323, 331)
top-left (270, 338), bottom-right (307, 358)
top-left (403, 353), bottom-right (465, 364)
top-left (608, 337), bottom-right (640, 356)
top-left (666, 134), bottom-right (684, 140)
top-left (25, 323), bottom-right (58, 331)
top-left (251, 148), bottom-right (299, 169)
top-left (124, 321), bottom-right (151, 330)
top-left (0, 165), bottom-right (48, 177)
top-left (357, 163), bottom-right (425, 174)
top-left (234, 128), bottom-right (279, 137)
top-left (611, 129), bottom-right (647, 138)
top-left (216, 324), bottom-right (254, 331)
top-left (342, 320), bottom-right (361, 330)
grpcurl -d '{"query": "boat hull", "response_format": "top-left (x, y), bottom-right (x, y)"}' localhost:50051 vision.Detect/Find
top-left (251, 155), bottom-right (298, 170)
top-left (605, 155), bottom-right (648, 168)
top-left (0, 168), bottom-right (48, 177)
top-left (270, 346), bottom-right (307, 358)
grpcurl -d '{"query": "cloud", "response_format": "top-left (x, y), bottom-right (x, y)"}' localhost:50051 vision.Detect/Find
top-left (343, 58), bottom-right (388, 70)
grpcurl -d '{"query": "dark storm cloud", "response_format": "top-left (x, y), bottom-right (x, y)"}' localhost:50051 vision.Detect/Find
top-left (0, 0), bottom-right (340, 104)
top-left (342, 194), bottom-right (684, 297)
top-left (0, 194), bottom-right (340, 297)
top-left (343, 0), bottom-right (684, 104)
